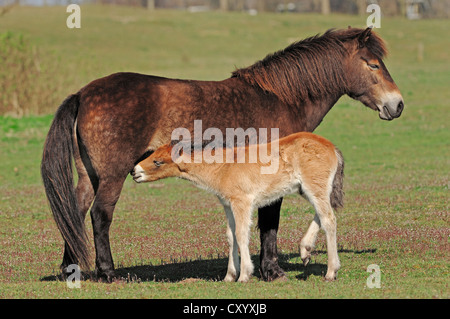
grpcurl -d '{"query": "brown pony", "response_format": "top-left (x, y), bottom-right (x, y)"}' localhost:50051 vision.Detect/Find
top-left (132, 132), bottom-right (344, 282)
top-left (41, 27), bottom-right (403, 282)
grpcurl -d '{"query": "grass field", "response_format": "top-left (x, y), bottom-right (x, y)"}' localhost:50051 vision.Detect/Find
top-left (0, 5), bottom-right (449, 299)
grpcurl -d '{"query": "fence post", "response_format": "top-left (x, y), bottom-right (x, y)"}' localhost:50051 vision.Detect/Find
top-left (321, 0), bottom-right (330, 15)
top-left (147, 0), bottom-right (155, 10)
top-left (220, 0), bottom-right (228, 11)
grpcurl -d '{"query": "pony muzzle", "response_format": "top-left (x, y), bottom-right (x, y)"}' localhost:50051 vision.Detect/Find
top-left (378, 94), bottom-right (404, 121)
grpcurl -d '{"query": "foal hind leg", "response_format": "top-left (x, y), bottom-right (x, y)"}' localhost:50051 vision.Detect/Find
top-left (300, 213), bottom-right (321, 266)
top-left (309, 197), bottom-right (340, 281)
top-left (319, 203), bottom-right (340, 281)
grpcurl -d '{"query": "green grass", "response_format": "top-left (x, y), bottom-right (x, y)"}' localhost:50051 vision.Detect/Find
top-left (0, 5), bottom-right (449, 299)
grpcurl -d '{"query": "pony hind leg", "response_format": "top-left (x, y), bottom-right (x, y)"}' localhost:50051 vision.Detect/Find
top-left (90, 177), bottom-right (127, 282)
top-left (61, 128), bottom-right (97, 273)
top-left (60, 173), bottom-right (95, 273)
top-left (74, 128), bottom-right (98, 213)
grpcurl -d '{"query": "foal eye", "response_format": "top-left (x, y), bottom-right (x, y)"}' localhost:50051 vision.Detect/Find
top-left (368, 64), bottom-right (380, 70)
top-left (153, 160), bottom-right (163, 167)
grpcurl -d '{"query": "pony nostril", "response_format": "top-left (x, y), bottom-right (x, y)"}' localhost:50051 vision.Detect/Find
top-left (396, 101), bottom-right (404, 116)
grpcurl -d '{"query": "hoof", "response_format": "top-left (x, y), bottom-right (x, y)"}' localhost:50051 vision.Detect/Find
top-left (95, 269), bottom-right (116, 283)
top-left (300, 245), bottom-right (312, 266)
top-left (259, 266), bottom-right (286, 282)
top-left (324, 272), bottom-right (337, 282)
top-left (272, 274), bottom-right (288, 283)
top-left (302, 256), bottom-right (310, 267)
top-left (237, 276), bottom-right (251, 283)
top-left (224, 273), bottom-right (237, 282)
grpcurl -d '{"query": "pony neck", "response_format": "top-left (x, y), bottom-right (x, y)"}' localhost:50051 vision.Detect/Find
top-left (298, 93), bottom-right (343, 132)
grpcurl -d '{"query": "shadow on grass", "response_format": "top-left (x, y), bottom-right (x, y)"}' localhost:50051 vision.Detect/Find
top-left (40, 249), bottom-right (376, 283)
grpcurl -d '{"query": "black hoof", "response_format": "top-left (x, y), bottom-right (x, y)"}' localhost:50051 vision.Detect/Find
top-left (259, 263), bottom-right (286, 282)
top-left (94, 269), bottom-right (116, 283)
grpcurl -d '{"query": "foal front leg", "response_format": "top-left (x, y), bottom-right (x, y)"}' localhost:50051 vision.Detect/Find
top-left (223, 204), bottom-right (239, 282)
top-left (231, 200), bottom-right (254, 283)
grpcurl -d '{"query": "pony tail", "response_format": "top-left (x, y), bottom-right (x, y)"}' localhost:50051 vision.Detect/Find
top-left (330, 148), bottom-right (345, 210)
top-left (41, 94), bottom-right (91, 270)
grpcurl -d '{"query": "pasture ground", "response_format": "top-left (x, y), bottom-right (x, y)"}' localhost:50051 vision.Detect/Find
top-left (0, 5), bottom-right (449, 299)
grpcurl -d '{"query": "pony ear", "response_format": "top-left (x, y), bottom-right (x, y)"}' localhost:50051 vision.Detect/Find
top-left (358, 27), bottom-right (372, 48)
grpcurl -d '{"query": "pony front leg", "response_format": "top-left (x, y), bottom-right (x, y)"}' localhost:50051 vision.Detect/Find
top-left (231, 200), bottom-right (254, 283)
top-left (223, 204), bottom-right (239, 282)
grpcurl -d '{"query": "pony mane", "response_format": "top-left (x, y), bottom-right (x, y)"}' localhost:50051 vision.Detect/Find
top-left (231, 28), bottom-right (387, 106)
top-left (171, 139), bottom-right (235, 151)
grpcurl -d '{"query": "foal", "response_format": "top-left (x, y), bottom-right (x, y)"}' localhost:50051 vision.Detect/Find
top-left (132, 132), bottom-right (344, 282)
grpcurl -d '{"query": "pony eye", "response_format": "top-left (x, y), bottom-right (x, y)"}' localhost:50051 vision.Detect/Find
top-left (153, 160), bottom-right (163, 167)
top-left (368, 64), bottom-right (379, 70)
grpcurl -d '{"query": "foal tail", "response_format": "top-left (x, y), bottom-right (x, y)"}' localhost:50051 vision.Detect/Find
top-left (330, 148), bottom-right (345, 210)
top-left (41, 94), bottom-right (90, 270)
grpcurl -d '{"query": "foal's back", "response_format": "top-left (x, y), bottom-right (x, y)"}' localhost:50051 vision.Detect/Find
top-left (215, 132), bottom-right (339, 207)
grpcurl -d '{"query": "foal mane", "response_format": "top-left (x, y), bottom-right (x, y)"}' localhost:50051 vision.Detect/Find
top-left (231, 28), bottom-right (387, 106)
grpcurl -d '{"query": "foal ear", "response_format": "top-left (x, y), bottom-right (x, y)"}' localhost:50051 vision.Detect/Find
top-left (358, 27), bottom-right (372, 48)
top-left (170, 142), bottom-right (185, 162)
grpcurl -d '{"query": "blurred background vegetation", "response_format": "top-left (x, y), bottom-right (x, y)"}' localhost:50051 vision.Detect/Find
top-left (0, 0), bottom-right (448, 116)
